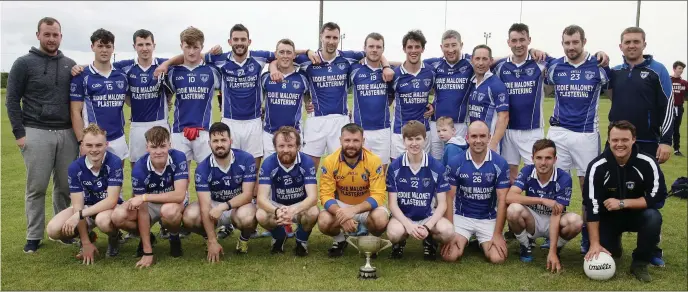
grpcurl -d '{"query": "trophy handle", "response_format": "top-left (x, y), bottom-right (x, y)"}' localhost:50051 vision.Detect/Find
top-left (378, 239), bottom-right (393, 252)
top-left (346, 236), bottom-right (360, 252)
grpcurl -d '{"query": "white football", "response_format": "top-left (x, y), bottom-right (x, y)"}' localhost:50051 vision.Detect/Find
top-left (584, 252), bottom-right (616, 280)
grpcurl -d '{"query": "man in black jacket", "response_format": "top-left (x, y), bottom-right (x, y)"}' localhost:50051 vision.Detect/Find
top-left (583, 120), bottom-right (666, 282)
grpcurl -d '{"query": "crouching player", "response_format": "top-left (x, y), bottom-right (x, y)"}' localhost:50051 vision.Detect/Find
top-left (182, 122), bottom-right (257, 260)
top-left (386, 121), bottom-right (455, 260)
top-left (256, 126), bottom-right (319, 256)
top-left (47, 124), bottom-right (123, 264)
top-left (506, 138), bottom-right (582, 272)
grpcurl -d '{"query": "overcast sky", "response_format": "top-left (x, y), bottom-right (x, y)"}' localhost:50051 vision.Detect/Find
top-left (1, 1), bottom-right (686, 77)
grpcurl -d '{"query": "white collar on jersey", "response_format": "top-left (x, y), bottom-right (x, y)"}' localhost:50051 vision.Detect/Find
top-left (317, 49), bottom-right (340, 64)
top-left (281, 66), bottom-right (301, 79)
top-left (147, 153), bottom-right (173, 176)
top-left (466, 149), bottom-right (492, 169)
top-left (135, 56), bottom-right (159, 71)
top-left (364, 58), bottom-right (383, 71)
top-left (85, 151), bottom-right (107, 176)
top-left (181, 60), bottom-right (207, 71)
top-left (402, 151), bottom-right (428, 175)
top-left (530, 166), bottom-right (558, 188)
top-left (210, 150), bottom-right (235, 174)
top-left (470, 70), bottom-right (494, 87)
top-left (227, 51), bottom-right (252, 67)
top-left (277, 152), bottom-right (301, 173)
top-left (400, 61), bottom-right (426, 76)
top-left (564, 52), bottom-right (592, 68)
top-left (88, 63), bottom-right (116, 79)
top-left (506, 53), bottom-right (533, 66)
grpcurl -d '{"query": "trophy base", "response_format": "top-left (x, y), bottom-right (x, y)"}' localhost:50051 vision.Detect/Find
top-left (358, 268), bottom-right (378, 280)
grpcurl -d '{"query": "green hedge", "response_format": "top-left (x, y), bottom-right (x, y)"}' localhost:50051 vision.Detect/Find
top-left (1, 72), bottom-right (7, 88)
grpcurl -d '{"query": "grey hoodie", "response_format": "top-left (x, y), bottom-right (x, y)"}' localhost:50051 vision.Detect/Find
top-left (5, 46), bottom-right (76, 139)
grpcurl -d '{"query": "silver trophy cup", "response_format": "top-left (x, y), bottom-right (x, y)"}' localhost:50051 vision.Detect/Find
top-left (346, 236), bottom-right (393, 280)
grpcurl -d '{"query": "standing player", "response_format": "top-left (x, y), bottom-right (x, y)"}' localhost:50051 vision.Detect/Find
top-left (386, 121), bottom-right (455, 260)
top-left (182, 122), bottom-right (258, 258)
top-left (46, 124), bottom-right (123, 263)
top-left (109, 126), bottom-right (189, 268)
top-left (261, 39), bottom-right (310, 157)
top-left (505, 139), bottom-right (583, 270)
top-left (467, 45), bottom-right (510, 154)
top-left (350, 32), bottom-right (393, 169)
top-left (671, 61), bottom-right (686, 156)
top-left (256, 126), bottom-right (319, 256)
top-left (441, 121), bottom-right (510, 264)
top-left (318, 123), bottom-right (389, 257)
top-left (70, 28), bottom-right (129, 161)
top-left (391, 30), bottom-right (436, 158)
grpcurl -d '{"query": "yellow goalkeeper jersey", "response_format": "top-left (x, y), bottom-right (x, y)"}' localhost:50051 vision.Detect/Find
top-left (319, 147), bottom-right (386, 210)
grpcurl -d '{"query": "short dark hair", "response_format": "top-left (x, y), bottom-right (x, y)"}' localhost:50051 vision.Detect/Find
top-left (402, 30), bottom-right (427, 49)
top-left (320, 22), bottom-right (340, 34)
top-left (620, 26), bottom-right (645, 42)
top-left (472, 44), bottom-right (492, 58)
top-left (532, 139), bottom-right (557, 157)
top-left (673, 61), bottom-right (686, 69)
top-left (90, 28), bottom-right (115, 45)
top-left (144, 126), bottom-right (170, 147)
top-left (562, 25), bottom-right (586, 41)
top-left (230, 24), bottom-right (249, 39)
top-left (133, 29), bottom-right (154, 44)
top-left (608, 120), bottom-right (637, 138)
top-left (364, 32), bottom-right (385, 48)
top-left (37, 17), bottom-right (61, 33)
top-left (209, 122), bottom-right (231, 138)
top-left (508, 23), bottom-right (530, 37)
top-left (341, 123), bottom-right (364, 136)
top-left (272, 126), bottom-right (301, 148)
top-left (275, 38), bottom-right (295, 51)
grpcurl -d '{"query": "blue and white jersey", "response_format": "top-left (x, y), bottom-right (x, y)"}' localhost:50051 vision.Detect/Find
top-left (68, 151), bottom-right (124, 206)
top-left (131, 149), bottom-right (189, 197)
top-left (294, 50), bottom-right (365, 117)
top-left (493, 54), bottom-right (548, 130)
top-left (387, 152), bottom-right (450, 221)
top-left (447, 150), bottom-right (510, 219)
top-left (206, 51), bottom-right (275, 120)
top-left (166, 62), bottom-right (220, 133)
top-left (546, 53), bottom-right (609, 133)
top-left (513, 164), bottom-right (572, 216)
top-left (350, 59), bottom-right (392, 130)
top-left (424, 55), bottom-right (473, 123)
top-left (391, 63), bottom-right (436, 134)
top-left (261, 69), bottom-right (309, 133)
top-left (70, 64), bottom-right (128, 141)
top-left (114, 57), bottom-right (170, 123)
top-left (467, 72), bottom-right (510, 135)
top-left (194, 149), bottom-right (257, 202)
top-left (258, 151), bottom-right (317, 206)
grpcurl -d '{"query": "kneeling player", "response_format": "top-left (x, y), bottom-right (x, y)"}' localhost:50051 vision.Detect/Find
top-left (256, 126), bottom-right (319, 256)
top-left (386, 121), bottom-right (454, 260)
top-left (47, 124), bottom-right (123, 264)
top-left (182, 122), bottom-right (258, 259)
top-left (441, 121), bottom-right (510, 264)
top-left (110, 126), bottom-right (189, 268)
top-left (506, 138), bottom-right (582, 271)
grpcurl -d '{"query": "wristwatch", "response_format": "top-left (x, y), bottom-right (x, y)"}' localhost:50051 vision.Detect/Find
top-left (619, 200), bottom-right (625, 209)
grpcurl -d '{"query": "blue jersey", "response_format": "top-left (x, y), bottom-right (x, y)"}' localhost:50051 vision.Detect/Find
top-left (131, 149), bottom-right (189, 196)
top-left (424, 55), bottom-right (473, 123)
top-left (261, 69), bottom-right (309, 133)
top-left (194, 149), bottom-right (257, 202)
top-left (295, 50), bottom-right (365, 117)
top-left (546, 53), bottom-right (609, 133)
top-left (387, 152), bottom-right (450, 221)
top-left (114, 57), bottom-right (170, 123)
top-left (70, 64), bottom-right (128, 141)
top-left (391, 63), bottom-right (436, 134)
top-left (442, 137), bottom-right (466, 166)
top-left (206, 51), bottom-right (275, 120)
top-left (467, 72), bottom-right (510, 134)
top-left (493, 54), bottom-right (548, 130)
top-left (68, 151), bottom-right (124, 206)
top-left (166, 62), bottom-right (220, 133)
top-left (349, 60), bottom-right (392, 130)
top-left (447, 150), bottom-right (510, 219)
top-left (513, 164), bottom-right (572, 216)
top-left (258, 152), bottom-right (317, 206)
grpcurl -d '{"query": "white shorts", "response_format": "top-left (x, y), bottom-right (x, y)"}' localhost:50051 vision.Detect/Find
top-left (526, 207), bottom-right (552, 239)
top-left (262, 131), bottom-right (277, 158)
top-left (429, 121), bottom-right (468, 160)
top-left (302, 114), bottom-right (350, 157)
top-left (222, 118), bottom-right (263, 158)
top-left (391, 132), bottom-right (432, 159)
top-left (337, 200), bottom-right (390, 229)
top-left (107, 135), bottom-right (129, 160)
top-left (210, 200), bottom-right (233, 227)
top-left (453, 214), bottom-right (496, 244)
top-left (129, 120), bottom-right (170, 163)
top-left (269, 200), bottom-right (312, 224)
top-left (148, 199), bottom-right (188, 224)
top-left (412, 217), bottom-right (431, 226)
top-left (171, 131), bottom-right (211, 163)
top-left (546, 126), bottom-right (600, 176)
top-left (363, 128), bottom-right (391, 165)
top-left (502, 128), bottom-right (544, 166)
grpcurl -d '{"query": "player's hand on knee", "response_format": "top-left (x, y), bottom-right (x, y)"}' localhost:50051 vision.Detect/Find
top-left (414, 225), bottom-right (429, 240)
top-left (129, 196), bottom-right (144, 210)
top-left (62, 213), bottom-right (79, 237)
top-left (81, 242), bottom-right (98, 265)
top-left (546, 252), bottom-right (562, 273)
top-left (490, 234), bottom-right (508, 259)
top-left (207, 241), bottom-right (224, 263)
top-left (342, 219), bottom-right (357, 233)
top-left (552, 202), bottom-right (564, 216)
top-left (136, 255), bottom-right (154, 269)
top-left (209, 206), bottom-right (224, 221)
top-left (280, 206), bottom-right (294, 224)
top-left (335, 208), bottom-right (356, 226)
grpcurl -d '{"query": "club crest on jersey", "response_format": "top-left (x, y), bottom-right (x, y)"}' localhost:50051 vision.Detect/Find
top-left (640, 71), bottom-right (649, 79)
top-left (248, 63), bottom-right (255, 72)
top-left (310, 167), bottom-right (316, 176)
top-left (195, 173), bottom-right (202, 184)
top-left (295, 176), bottom-right (302, 183)
top-left (116, 81), bottom-right (125, 89)
top-left (200, 74), bottom-right (210, 83)
top-left (115, 168), bottom-right (123, 178)
top-left (498, 93), bottom-right (506, 103)
top-left (585, 71), bottom-right (595, 80)
top-left (626, 181), bottom-right (635, 190)
top-left (234, 176), bottom-right (242, 184)
top-left (477, 92), bottom-right (486, 101)
top-left (249, 164), bottom-right (256, 173)
top-left (70, 83), bottom-right (76, 93)
top-left (361, 173), bottom-right (368, 181)
top-left (525, 68), bottom-right (534, 76)
top-left (424, 79), bottom-right (432, 87)
top-left (320, 166), bottom-right (327, 175)
top-left (293, 81), bottom-right (301, 89)
top-left (459, 66), bottom-right (468, 73)
top-left (485, 173), bottom-right (495, 182)
top-left (514, 69), bottom-right (521, 78)
top-left (179, 161), bottom-right (187, 171)
top-left (423, 178), bottom-right (431, 187)
top-left (337, 63), bottom-right (347, 70)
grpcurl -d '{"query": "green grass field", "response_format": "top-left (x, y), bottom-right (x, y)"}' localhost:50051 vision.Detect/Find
top-left (1, 88), bottom-right (686, 290)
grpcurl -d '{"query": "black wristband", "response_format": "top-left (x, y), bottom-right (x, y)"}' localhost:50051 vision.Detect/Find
top-left (383, 65), bottom-right (391, 69)
top-left (226, 201), bottom-right (232, 210)
top-left (79, 210), bottom-right (84, 220)
top-left (142, 252), bottom-right (154, 256)
top-left (423, 224), bottom-right (431, 233)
